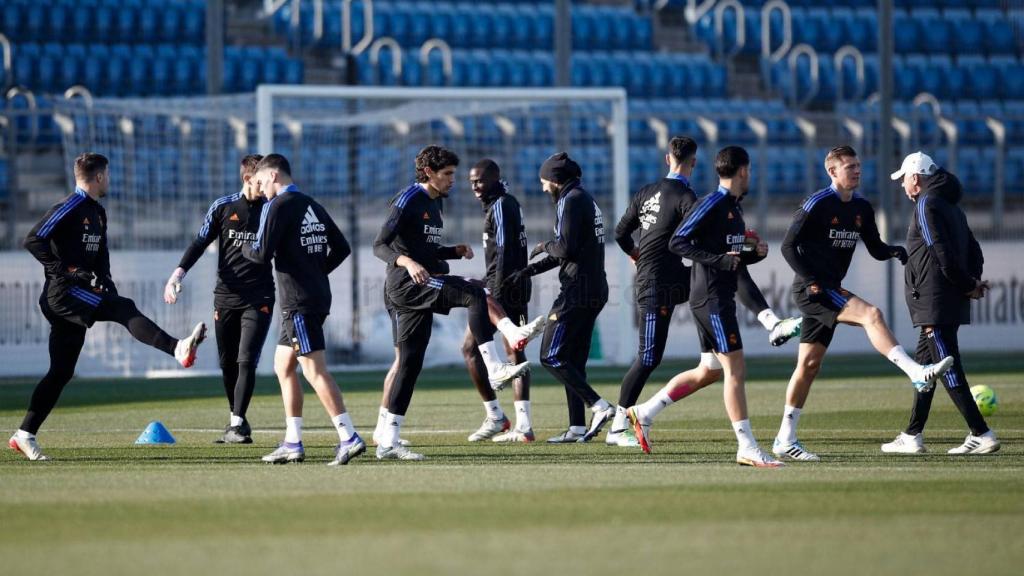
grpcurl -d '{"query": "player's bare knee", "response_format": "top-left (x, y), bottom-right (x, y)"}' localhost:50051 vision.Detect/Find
top-left (866, 305), bottom-right (885, 326)
top-left (460, 337), bottom-right (477, 362)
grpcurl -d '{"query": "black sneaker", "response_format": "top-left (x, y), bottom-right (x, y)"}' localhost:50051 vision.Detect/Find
top-left (215, 420), bottom-right (252, 444)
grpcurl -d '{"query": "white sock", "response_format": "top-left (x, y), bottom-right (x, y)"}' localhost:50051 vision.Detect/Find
top-left (483, 399), bottom-right (504, 421)
top-left (777, 405), bottom-right (802, 444)
top-left (887, 345), bottom-right (922, 378)
top-left (230, 413), bottom-right (244, 427)
top-left (758, 309), bottom-right (782, 331)
top-left (384, 412), bottom-right (404, 448)
top-left (732, 419), bottom-right (757, 450)
top-left (285, 416), bottom-right (303, 444)
top-left (15, 429), bottom-right (33, 440)
top-left (569, 425), bottom-right (587, 435)
top-left (331, 412), bottom-right (355, 442)
top-left (478, 340), bottom-right (505, 373)
top-left (374, 406), bottom-right (387, 439)
top-left (514, 400), bottom-right (532, 432)
top-left (638, 388), bottom-right (675, 423)
top-left (611, 405), bottom-right (628, 432)
top-left (496, 317), bottom-right (519, 343)
top-left (591, 398), bottom-right (611, 413)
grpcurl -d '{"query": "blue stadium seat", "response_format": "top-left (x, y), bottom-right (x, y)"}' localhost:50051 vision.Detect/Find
top-left (944, 9), bottom-right (981, 55)
top-left (893, 10), bottom-right (922, 54)
top-left (954, 100), bottom-right (992, 145)
top-left (912, 8), bottom-right (949, 55)
top-left (977, 10), bottom-right (1017, 55)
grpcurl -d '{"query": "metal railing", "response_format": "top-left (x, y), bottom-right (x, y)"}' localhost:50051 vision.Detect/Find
top-left (0, 34), bottom-right (11, 93)
top-left (761, 0), bottom-right (792, 89)
top-left (420, 39), bottom-right (453, 87)
top-left (369, 37), bottom-right (403, 85)
top-left (342, 0), bottom-right (374, 56)
top-left (713, 0), bottom-right (745, 62)
top-left (787, 44), bottom-right (819, 109)
top-left (835, 45), bottom-right (866, 104)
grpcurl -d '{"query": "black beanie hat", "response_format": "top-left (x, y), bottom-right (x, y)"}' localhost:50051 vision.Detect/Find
top-left (539, 152), bottom-right (581, 184)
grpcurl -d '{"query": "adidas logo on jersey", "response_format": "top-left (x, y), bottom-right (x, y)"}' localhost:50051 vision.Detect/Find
top-left (301, 206), bottom-right (326, 234)
top-left (229, 213), bottom-right (240, 221)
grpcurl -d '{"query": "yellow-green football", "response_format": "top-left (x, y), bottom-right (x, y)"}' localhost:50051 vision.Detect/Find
top-left (971, 385), bottom-right (998, 417)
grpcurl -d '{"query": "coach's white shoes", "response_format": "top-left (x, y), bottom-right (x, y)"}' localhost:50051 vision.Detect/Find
top-left (772, 439), bottom-right (821, 461)
top-left (546, 429), bottom-right (585, 443)
top-left (8, 433), bottom-right (49, 461)
top-left (468, 415), bottom-right (511, 442)
top-left (174, 322), bottom-right (207, 368)
top-left (736, 445), bottom-right (784, 468)
top-left (375, 444), bottom-right (426, 461)
top-left (488, 361), bottom-right (530, 391)
top-left (508, 315), bottom-right (547, 351)
top-left (911, 356), bottom-right (955, 392)
top-left (881, 432), bottom-right (927, 454)
top-left (947, 431), bottom-right (1000, 454)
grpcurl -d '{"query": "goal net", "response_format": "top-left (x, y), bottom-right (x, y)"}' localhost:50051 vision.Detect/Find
top-left (1, 87), bottom-right (632, 377)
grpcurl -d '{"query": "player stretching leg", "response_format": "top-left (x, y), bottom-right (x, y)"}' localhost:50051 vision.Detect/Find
top-left (771, 146), bottom-right (954, 462)
top-left (372, 146), bottom-right (532, 460)
top-left (241, 154), bottom-right (364, 466)
top-left (164, 155), bottom-right (275, 444)
top-left (462, 159), bottom-right (544, 443)
top-left (610, 137), bottom-right (800, 447)
top-left (10, 153), bottom-right (206, 461)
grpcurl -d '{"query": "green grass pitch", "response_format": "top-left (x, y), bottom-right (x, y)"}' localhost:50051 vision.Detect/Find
top-left (2, 353), bottom-right (1023, 575)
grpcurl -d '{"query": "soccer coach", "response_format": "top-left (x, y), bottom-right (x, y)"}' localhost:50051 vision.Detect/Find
top-left (882, 152), bottom-right (999, 455)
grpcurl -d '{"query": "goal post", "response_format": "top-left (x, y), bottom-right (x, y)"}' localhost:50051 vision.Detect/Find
top-left (254, 85), bottom-right (634, 366)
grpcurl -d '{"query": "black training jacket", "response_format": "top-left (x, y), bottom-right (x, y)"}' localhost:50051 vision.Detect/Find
top-left (481, 188), bottom-right (531, 306)
top-left (535, 178), bottom-right (608, 307)
top-left (242, 185), bottom-right (350, 315)
top-left (904, 168), bottom-right (983, 326)
top-left (615, 174), bottom-right (695, 308)
top-left (178, 191), bottom-right (275, 309)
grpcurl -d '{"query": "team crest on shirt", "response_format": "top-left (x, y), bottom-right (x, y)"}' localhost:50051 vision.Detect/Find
top-left (660, 306), bottom-right (669, 317)
top-left (728, 333), bottom-right (738, 345)
top-left (855, 214), bottom-right (862, 228)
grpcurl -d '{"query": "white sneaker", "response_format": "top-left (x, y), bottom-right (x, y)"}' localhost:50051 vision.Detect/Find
top-left (769, 316), bottom-right (802, 346)
top-left (174, 322), bottom-right (207, 368)
top-left (492, 429), bottom-right (536, 443)
top-left (8, 434), bottom-right (49, 461)
top-left (546, 429), bottom-right (585, 443)
top-left (772, 438), bottom-right (820, 461)
top-left (375, 444), bottom-right (426, 461)
top-left (736, 445), bottom-right (785, 468)
top-left (371, 430), bottom-right (410, 447)
top-left (507, 315), bottom-right (547, 351)
top-left (881, 432), bottom-right (927, 454)
top-left (261, 441), bottom-right (305, 464)
top-left (626, 407), bottom-right (652, 454)
top-left (580, 405), bottom-right (615, 442)
top-left (947, 431), bottom-right (1000, 454)
top-left (606, 428), bottom-right (640, 448)
top-left (911, 356), bottom-right (955, 392)
top-left (488, 361), bottom-right (530, 391)
top-left (468, 415), bottom-right (511, 442)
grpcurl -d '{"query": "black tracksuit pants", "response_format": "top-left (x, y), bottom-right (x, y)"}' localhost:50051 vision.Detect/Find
top-left (906, 324), bottom-right (989, 436)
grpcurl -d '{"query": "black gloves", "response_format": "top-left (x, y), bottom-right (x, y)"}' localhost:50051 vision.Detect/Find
top-left (502, 266), bottom-right (534, 290)
top-left (890, 246), bottom-right (908, 265)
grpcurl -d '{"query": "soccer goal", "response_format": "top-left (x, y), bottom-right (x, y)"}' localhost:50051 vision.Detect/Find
top-left (2, 86), bottom-right (633, 378)
top-left (253, 85), bottom-right (633, 368)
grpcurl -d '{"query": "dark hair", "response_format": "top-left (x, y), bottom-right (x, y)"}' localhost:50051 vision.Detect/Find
top-left (239, 154), bottom-right (264, 181)
top-left (715, 146), bottom-right (750, 178)
top-left (668, 136), bottom-right (698, 165)
top-left (254, 153), bottom-right (291, 177)
top-left (415, 145), bottom-right (460, 183)
top-left (74, 152), bottom-right (109, 182)
top-left (825, 145), bottom-right (858, 169)
top-left (472, 158), bottom-right (500, 179)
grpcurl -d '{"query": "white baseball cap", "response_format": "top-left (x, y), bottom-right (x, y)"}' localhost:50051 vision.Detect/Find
top-left (890, 151), bottom-right (938, 181)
